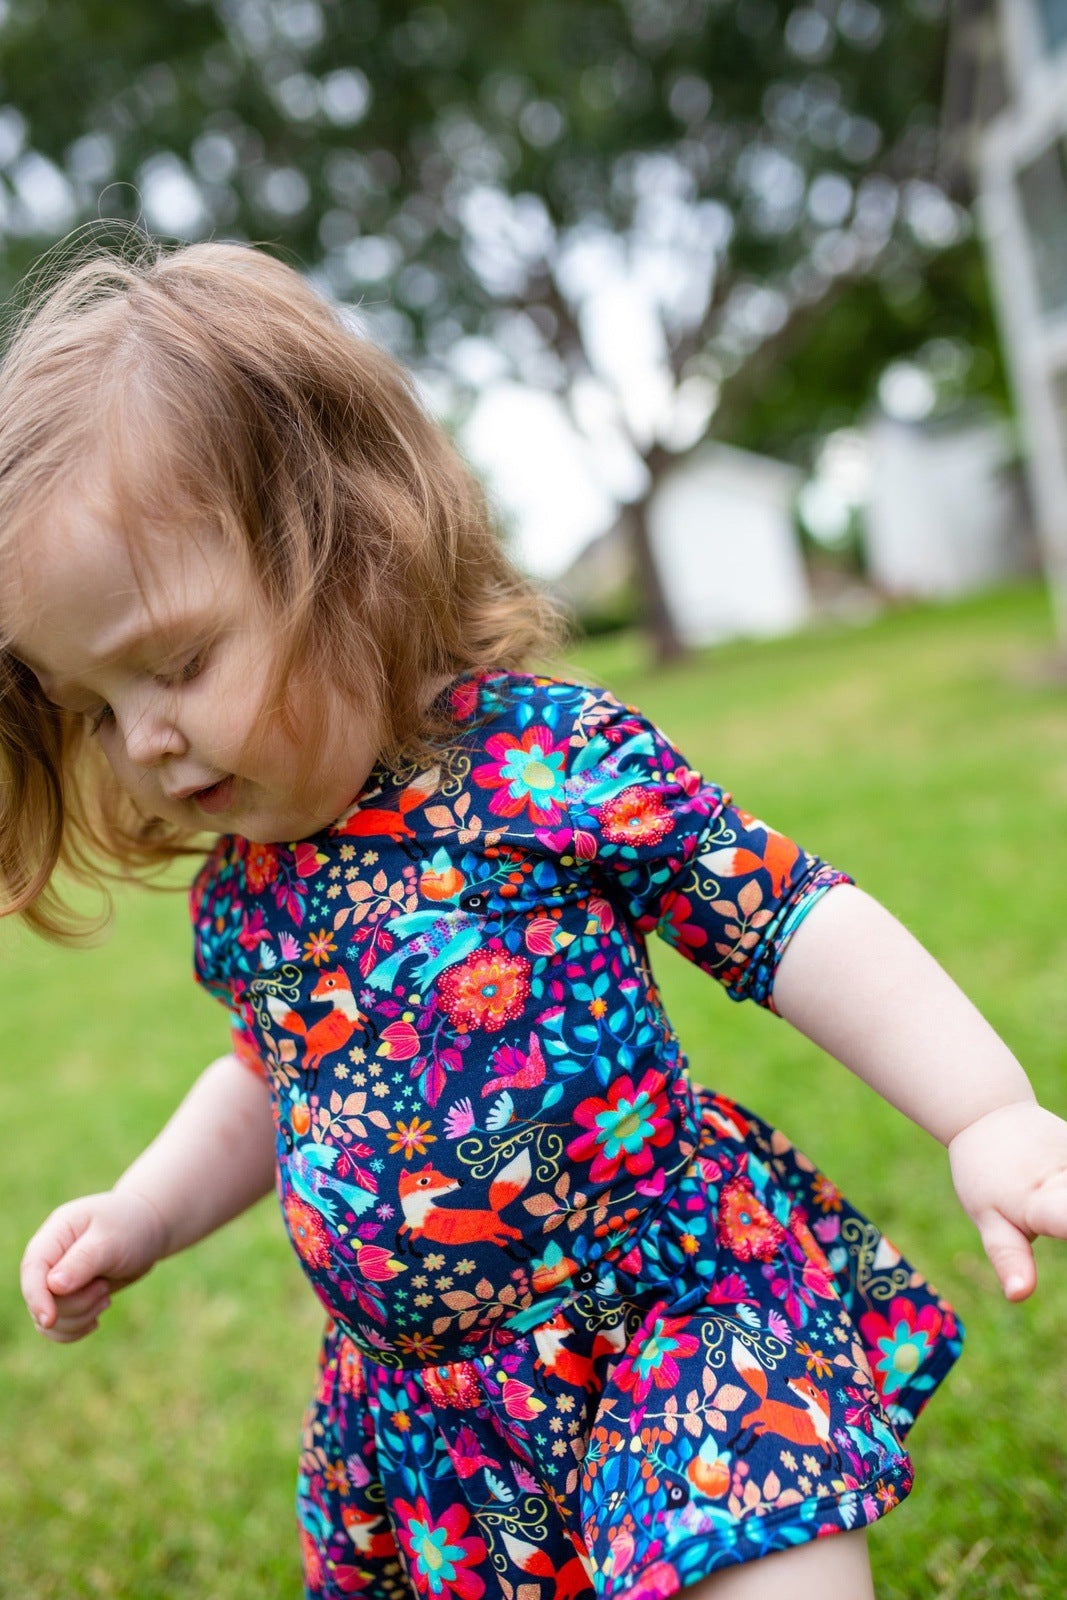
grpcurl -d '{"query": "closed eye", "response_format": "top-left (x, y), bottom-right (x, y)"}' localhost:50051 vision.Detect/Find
top-left (154, 647), bottom-right (209, 689)
top-left (87, 704), bottom-right (114, 736)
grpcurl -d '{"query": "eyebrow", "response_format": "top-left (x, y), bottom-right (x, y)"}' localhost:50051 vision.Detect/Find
top-left (9, 615), bottom-right (211, 696)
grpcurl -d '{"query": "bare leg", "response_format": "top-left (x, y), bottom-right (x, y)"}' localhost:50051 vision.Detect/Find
top-left (674, 1530), bottom-right (874, 1600)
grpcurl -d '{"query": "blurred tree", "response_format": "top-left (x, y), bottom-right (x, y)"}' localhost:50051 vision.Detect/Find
top-left (0, 0), bottom-right (997, 658)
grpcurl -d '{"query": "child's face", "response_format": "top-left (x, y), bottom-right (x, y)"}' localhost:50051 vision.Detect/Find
top-left (3, 493), bottom-right (380, 843)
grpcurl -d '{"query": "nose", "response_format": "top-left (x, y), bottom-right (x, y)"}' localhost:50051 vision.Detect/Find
top-left (115, 693), bottom-right (188, 768)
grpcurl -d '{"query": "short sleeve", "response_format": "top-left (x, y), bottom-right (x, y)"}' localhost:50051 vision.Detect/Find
top-left (562, 689), bottom-right (852, 1010)
top-left (189, 845), bottom-right (270, 1081)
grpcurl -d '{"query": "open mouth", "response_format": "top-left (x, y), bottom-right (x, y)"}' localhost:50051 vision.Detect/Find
top-left (191, 776), bottom-right (236, 815)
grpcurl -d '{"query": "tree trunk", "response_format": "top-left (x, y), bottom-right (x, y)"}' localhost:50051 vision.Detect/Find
top-left (626, 494), bottom-right (687, 666)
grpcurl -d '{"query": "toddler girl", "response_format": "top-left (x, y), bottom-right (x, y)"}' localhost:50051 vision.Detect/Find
top-left (9, 241), bottom-right (1067, 1600)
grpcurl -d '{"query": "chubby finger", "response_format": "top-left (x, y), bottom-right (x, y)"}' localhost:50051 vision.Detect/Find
top-left (45, 1237), bottom-right (106, 1298)
top-left (39, 1307), bottom-right (108, 1344)
top-left (37, 1289), bottom-right (111, 1342)
top-left (21, 1248), bottom-right (60, 1327)
top-left (977, 1210), bottom-right (1036, 1301)
top-left (21, 1204), bottom-right (95, 1316)
top-left (52, 1279), bottom-right (112, 1318)
top-left (1024, 1171), bottom-right (1067, 1241)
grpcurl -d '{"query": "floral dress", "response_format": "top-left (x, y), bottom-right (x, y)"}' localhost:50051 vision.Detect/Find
top-left (190, 671), bottom-right (962, 1600)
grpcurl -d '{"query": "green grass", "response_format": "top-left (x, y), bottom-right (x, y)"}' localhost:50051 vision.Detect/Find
top-left (3, 581), bottom-right (1067, 1597)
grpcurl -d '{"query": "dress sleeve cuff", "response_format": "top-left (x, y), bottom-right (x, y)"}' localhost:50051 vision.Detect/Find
top-left (724, 865), bottom-right (854, 1012)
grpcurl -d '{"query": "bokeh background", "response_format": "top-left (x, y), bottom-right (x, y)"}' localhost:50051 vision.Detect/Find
top-left (2, 2), bottom-right (1066, 1595)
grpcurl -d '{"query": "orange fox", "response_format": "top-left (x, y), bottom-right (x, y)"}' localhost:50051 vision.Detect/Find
top-left (397, 1150), bottom-right (531, 1248)
top-left (731, 1338), bottom-right (833, 1453)
top-left (699, 819), bottom-right (800, 898)
top-left (341, 1504), bottom-right (400, 1561)
top-left (265, 967), bottom-right (363, 1073)
top-left (499, 1528), bottom-right (592, 1600)
top-left (333, 781), bottom-right (435, 841)
top-left (532, 1307), bottom-right (627, 1392)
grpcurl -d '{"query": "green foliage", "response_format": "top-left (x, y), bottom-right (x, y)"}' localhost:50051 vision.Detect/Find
top-left (0, 0), bottom-right (999, 449)
top-left (2, 583), bottom-right (1066, 1595)
top-left (719, 239), bottom-right (1012, 466)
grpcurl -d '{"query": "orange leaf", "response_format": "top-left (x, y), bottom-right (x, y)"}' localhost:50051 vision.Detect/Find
top-left (738, 880), bottom-right (764, 917)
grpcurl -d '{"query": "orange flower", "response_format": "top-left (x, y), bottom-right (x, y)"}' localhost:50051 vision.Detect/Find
top-left (395, 1332), bottom-right (444, 1364)
top-left (283, 1194), bottom-right (332, 1269)
top-left (598, 785), bottom-right (673, 846)
top-left (812, 1176), bottom-right (843, 1212)
top-left (716, 1176), bottom-right (787, 1262)
top-left (245, 841), bottom-right (280, 892)
top-left (387, 1117), bottom-right (437, 1160)
top-left (438, 949), bottom-right (531, 1032)
top-left (302, 928), bottom-right (337, 966)
top-left (796, 1341), bottom-right (833, 1379)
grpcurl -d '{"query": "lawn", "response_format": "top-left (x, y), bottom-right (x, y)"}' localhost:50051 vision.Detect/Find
top-left (2, 582), bottom-right (1066, 1598)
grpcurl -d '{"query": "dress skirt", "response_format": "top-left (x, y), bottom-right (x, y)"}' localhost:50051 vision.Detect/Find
top-left (296, 1082), bottom-right (963, 1600)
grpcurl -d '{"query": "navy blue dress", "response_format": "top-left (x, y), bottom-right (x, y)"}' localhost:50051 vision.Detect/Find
top-left (190, 671), bottom-right (962, 1599)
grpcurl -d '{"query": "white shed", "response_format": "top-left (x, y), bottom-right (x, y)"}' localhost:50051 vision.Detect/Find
top-left (862, 410), bottom-right (1034, 598)
top-left (646, 442), bottom-right (809, 647)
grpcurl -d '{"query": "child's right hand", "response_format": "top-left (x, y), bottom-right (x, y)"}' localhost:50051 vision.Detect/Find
top-left (20, 1189), bottom-right (169, 1343)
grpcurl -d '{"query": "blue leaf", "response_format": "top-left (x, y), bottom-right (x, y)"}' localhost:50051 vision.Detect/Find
top-left (486, 1092), bottom-right (515, 1130)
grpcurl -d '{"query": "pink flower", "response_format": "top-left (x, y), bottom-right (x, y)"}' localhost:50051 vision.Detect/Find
top-left (379, 1021), bottom-right (421, 1060)
top-left (500, 1377), bottom-right (541, 1420)
top-left (859, 1296), bottom-right (944, 1400)
top-left (568, 1069), bottom-right (674, 1184)
top-left (472, 727), bottom-right (568, 825)
top-left (393, 1496), bottom-right (487, 1600)
top-left (443, 1098), bottom-right (475, 1139)
top-left (613, 1308), bottom-right (700, 1406)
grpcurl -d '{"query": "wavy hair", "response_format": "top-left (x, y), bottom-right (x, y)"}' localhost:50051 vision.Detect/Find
top-left (0, 238), bottom-right (565, 939)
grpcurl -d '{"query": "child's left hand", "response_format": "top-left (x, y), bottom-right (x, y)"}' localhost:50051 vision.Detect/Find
top-left (948, 1099), bottom-right (1067, 1300)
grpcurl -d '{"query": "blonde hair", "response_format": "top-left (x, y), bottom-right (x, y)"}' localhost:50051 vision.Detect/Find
top-left (0, 237), bottom-right (564, 939)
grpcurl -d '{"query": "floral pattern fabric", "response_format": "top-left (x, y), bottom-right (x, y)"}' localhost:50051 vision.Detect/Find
top-left (189, 671), bottom-right (962, 1598)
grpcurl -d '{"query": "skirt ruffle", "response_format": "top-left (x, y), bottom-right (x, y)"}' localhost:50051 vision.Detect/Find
top-left (297, 1083), bottom-right (963, 1599)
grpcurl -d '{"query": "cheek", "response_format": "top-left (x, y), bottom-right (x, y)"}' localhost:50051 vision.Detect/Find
top-left (95, 734), bottom-right (151, 801)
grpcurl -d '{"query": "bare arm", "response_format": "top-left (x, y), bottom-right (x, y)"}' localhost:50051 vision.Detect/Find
top-left (22, 1052), bottom-right (275, 1341)
top-left (114, 1050), bottom-right (276, 1258)
top-left (772, 884), bottom-right (1067, 1300)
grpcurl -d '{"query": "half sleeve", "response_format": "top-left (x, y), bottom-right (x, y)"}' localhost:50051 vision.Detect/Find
top-left (562, 690), bottom-right (852, 1010)
top-left (189, 847), bottom-right (269, 1081)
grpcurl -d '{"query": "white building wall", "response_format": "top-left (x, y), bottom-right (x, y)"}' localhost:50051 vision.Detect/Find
top-left (972, 1), bottom-right (1067, 630)
top-left (648, 445), bottom-right (810, 646)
